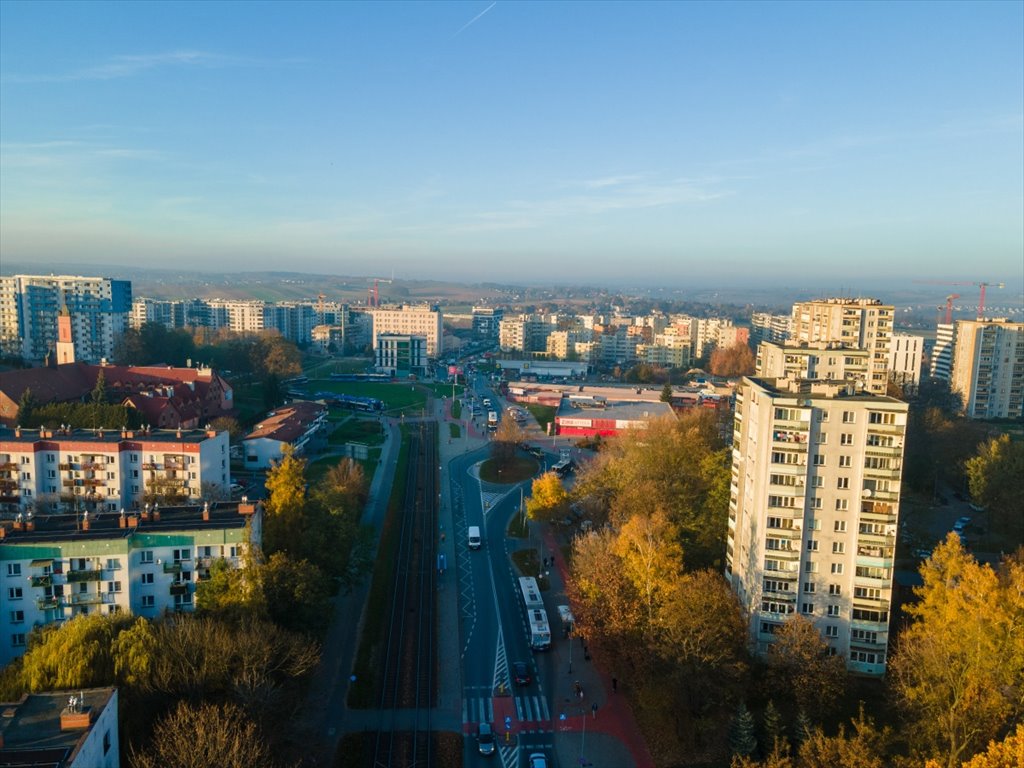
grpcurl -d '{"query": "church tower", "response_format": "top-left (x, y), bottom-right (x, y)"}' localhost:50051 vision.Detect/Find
top-left (56, 304), bottom-right (75, 365)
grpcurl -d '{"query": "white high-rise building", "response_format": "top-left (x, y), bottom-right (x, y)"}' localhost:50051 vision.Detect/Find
top-left (756, 341), bottom-right (870, 388)
top-left (726, 375), bottom-right (908, 677)
top-left (790, 298), bottom-right (894, 395)
top-left (0, 275), bottom-right (132, 363)
top-left (930, 323), bottom-right (956, 380)
top-left (888, 334), bottom-right (924, 390)
top-left (369, 304), bottom-right (443, 358)
top-left (950, 319), bottom-right (1024, 420)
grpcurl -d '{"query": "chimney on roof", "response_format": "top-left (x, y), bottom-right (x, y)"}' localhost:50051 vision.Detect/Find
top-left (202, 501), bottom-right (210, 521)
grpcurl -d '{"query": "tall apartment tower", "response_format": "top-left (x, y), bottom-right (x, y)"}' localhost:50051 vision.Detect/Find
top-left (0, 275), bottom-right (132, 363)
top-left (930, 323), bottom-right (956, 380)
top-left (726, 376), bottom-right (908, 677)
top-left (790, 298), bottom-right (894, 395)
top-left (949, 319), bottom-right (1024, 420)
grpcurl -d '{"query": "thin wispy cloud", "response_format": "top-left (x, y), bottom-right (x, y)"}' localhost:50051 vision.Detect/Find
top-left (2, 50), bottom-right (291, 84)
top-left (456, 176), bottom-right (729, 232)
top-left (450, 1), bottom-right (497, 40)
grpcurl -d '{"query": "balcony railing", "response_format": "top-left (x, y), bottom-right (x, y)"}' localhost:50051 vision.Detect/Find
top-left (70, 592), bottom-right (102, 605)
top-left (169, 583), bottom-right (190, 596)
top-left (163, 562), bottom-right (182, 574)
top-left (0, 462), bottom-right (17, 471)
top-left (36, 597), bottom-right (61, 610)
top-left (66, 569), bottom-right (102, 583)
top-left (30, 575), bottom-right (52, 588)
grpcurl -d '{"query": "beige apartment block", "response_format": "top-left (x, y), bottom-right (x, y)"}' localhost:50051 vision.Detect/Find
top-left (950, 319), bottom-right (1024, 420)
top-left (790, 298), bottom-right (894, 394)
top-left (757, 341), bottom-right (870, 389)
top-left (370, 304), bottom-right (443, 358)
top-left (726, 376), bottom-right (908, 677)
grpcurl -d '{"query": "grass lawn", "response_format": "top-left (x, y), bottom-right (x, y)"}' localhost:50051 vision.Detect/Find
top-left (303, 357), bottom-right (373, 376)
top-left (424, 382), bottom-right (464, 400)
top-left (525, 404), bottom-right (557, 431)
top-left (311, 381), bottom-right (427, 413)
top-left (451, 399), bottom-right (462, 419)
top-left (449, 423), bottom-right (460, 439)
top-left (305, 448), bottom-right (380, 488)
top-left (479, 456), bottom-right (538, 484)
top-left (328, 418), bottom-right (386, 446)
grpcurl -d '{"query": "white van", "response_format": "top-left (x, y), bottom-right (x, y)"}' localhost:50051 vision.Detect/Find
top-left (468, 526), bottom-right (482, 550)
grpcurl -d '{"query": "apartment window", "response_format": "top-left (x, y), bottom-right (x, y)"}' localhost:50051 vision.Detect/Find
top-left (836, 499), bottom-right (849, 511)
top-left (805, 561), bottom-right (818, 573)
top-left (173, 548), bottom-right (191, 563)
top-left (829, 583), bottom-right (842, 596)
top-left (842, 411), bottom-right (855, 424)
top-left (11, 634), bottom-right (25, 648)
top-left (141, 595), bottom-right (155, 608)
top-left (869, 412), bottom-right (896, 425)
top-left (139, 550), bottom-right (153, 564)
top-left (132, 470), bottom-right (139, 479)
top-left (766, 537), bottom-right (792, 551)
top-left (105, 558), bottom-right (121, 571)
top-left (141, 573), bottom-right (154, 585)
top-left (824, 625), bottom-right (839, 638)
top-left (812, 455), bottom-right (826, 466)
top-left (760, 622), bottom-right (781, 635)
top-left (851, 629), bottom-right (878, 643)
top-left (47, 469), bottom-right (56, 479)
top-left (840, 433), bottom-right (854, 446)
top-left (801, 603), bottom-right (814, 615)
top-left (831, 563), bottom-right (844, 575)
top-left (852, 608), bottom-right (888, 623)
top-left (817, 411), bottom-right (829, 422)
top-left (6, 564), bottom-right (21, 577)
top-left (7, 588), bottom-right (22, 601)
top-left (809, 518), bottom-right (821, 531)
top-left (835, 521), bottom-right (847, 532)
top-left (9, 610), bottom-right (24, 624)
top-left (803, 582), bottom-right (816, 593)
top-left (764, 559), bottom-right (784, 572)
top-left (827, 605), bottom-right (841, 617)
top-left (837, 477), bottom-right (850, 490)
top-left (810, 497), bottom-right (822, 509)
top-left (806, 540), bottom-right (818, 552)
top-left (839, 455), bottom-right (852, 468)
top-left (855, 586), bottom-right (881, 600)
top-left (106, 581), bottom-right (122, 593)
top-left (106, 472), bottom-right (115, 480)
top-left (131, 454), bottom-right (139, 462)
top-left (832, 542), bottom-right (846, 554)
top-left (812, 476), bottom-right (824, 488)
top-left (761, 600), bottom-right (794, 615)
top-left (763, 579), bottom-right (792, 593)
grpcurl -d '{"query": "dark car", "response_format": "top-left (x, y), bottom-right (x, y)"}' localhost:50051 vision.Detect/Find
top-left (477, 722), bottom-right (495, 756)
top-left (513, 661), bottom-right (531, 686)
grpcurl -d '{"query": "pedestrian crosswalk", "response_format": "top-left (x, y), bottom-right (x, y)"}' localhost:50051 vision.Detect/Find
top-left (462, 694), bottom-right (551, 730)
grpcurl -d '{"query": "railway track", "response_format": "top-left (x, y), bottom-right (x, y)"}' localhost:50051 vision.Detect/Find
top-left (371, 420), bottom-right (438, 768)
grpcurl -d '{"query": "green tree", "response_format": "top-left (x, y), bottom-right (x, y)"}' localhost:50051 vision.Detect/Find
top-left (956, 723), bottom-right (1024, 768)
top-left (90, 369), bottom-right (107, 406)
top-left (491, 417), bottom-right (525, 468)
top-left (763, 700), bottom-right (786, 752)
top-left (709, 342), bottom-right (756, 377)
top-left (766, 615), bottom-right (847, 716)
top-left (210, 416), bottom-right (244, 443)
top-left (525, 472), bottom-right (570, 524)
top-left (16, 388), bottom-right (36, 426)
top-left (262, 446), bottom-right (309, 557)
top-left (890, 535), bottom-right (1024, 768)
top-left (966, 435), bottom-right (1024, 539)
top-left (729, 701), bottom-right (758, 757)
top-left (660, 382), bottom-right (674, 403)
top-left (262, 553), bottom-right (332, 634)
top-left (20, 613), bottom-right (136, 691)
top-left (794, 709), bottom-right (814, 745)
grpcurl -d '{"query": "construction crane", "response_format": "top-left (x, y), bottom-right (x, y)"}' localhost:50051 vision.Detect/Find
top-left (938, 294), bottom-right (960, 325)
top-left (913, 280), bottom-right (1005, 318)
top-left (366, 277), bottom-right (393, 308)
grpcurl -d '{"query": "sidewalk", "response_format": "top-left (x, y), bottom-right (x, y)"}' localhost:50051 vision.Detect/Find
top-left (542, 523), bottom-right (656, 768)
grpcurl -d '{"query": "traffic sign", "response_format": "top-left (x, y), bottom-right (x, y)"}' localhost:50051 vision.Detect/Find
top-left (504, 715), bottom-right (512, 729)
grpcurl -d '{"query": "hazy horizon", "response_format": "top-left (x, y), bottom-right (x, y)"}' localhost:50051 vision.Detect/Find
top-left (2, 1), bottom-right (1022, 287)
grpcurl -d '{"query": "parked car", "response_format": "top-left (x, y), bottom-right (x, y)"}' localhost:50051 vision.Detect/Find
top-left (528, 753), bottom-right (549, 768)
top-left (968, 503), bottom-right (986, 513)
top-left (912, 549), bottom-right (932, 559)
top-left (512, 661), bottom-right (531, 686)
top-left (477, 722), bottom-right (495, 756)
top-left (953, 516), bottom-right (971, 532)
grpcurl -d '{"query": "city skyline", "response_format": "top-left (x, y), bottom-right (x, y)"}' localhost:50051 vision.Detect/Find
top-left (1, 1), bottom-right (1022, 287)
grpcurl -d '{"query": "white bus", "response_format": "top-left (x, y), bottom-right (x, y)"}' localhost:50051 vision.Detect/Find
top-left (487, 411), bottom-right (498, 431)
top-left (519, 577), bottom-right (550, 650)
top-left (526, 608), bottom-right (552, 651)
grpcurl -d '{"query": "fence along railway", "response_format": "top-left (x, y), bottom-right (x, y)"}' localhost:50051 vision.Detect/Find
top-left (371, 420), bottom-right (439, 768)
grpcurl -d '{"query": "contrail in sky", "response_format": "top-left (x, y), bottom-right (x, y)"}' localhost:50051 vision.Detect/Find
top-left (451, 1), bottom-right (497, 39)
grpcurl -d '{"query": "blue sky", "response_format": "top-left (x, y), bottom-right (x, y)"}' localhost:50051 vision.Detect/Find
top-left (1, 0), bottom-right (1022, 288)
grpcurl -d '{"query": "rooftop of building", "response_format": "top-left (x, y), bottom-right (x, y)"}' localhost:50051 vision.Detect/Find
top-left (0, 500), bottom-right (256, 547)
top-left (0, 687), bottom-right (116, 768)
top-left (556, 398), bottom-right (675, 421)
top-left (800, 297), bottom-right (890, 307)
top-left (745, 376), bottom-right (906, 404)
top-left (243, 400), bottom-right (327, 444)
top-left (0, 426), bottom-right (221, 448)
top-left (759, 340), bottom-right (870, 353)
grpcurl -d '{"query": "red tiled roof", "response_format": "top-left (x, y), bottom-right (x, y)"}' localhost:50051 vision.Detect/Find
top-left (244, 401), bottom-right (326, 444)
